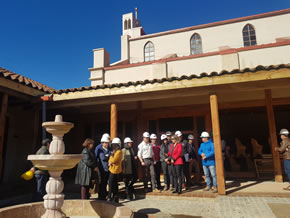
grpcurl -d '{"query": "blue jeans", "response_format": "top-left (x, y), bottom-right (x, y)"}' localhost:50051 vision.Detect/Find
top-left (284, 159), bottom-right (290, 183)
top-left (203, 165), bottom-right (217, 188)
top-left (34, 174), bottom-right (48, 201)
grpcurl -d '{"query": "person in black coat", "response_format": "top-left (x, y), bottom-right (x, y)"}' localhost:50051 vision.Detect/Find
top-left (75, 138), bottom-right (98, 199)
top-left (160, 134), bottom-right (172, 190)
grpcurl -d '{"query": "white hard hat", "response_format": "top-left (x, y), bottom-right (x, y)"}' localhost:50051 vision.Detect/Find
top-left (200, 131), bottom-right (210, 138)
top-left (143, 132), bottom-right (150, 138)
top-left (124, 137), bottom-right (133, 143)
top-left (161, 134), bottom-right (167, 140)
top-left (166, 131), bottom-right (172, 136)
top-left (188, 134), bottom-right (194, 140)
top-left (175, 130), bottom-right (182, 137)
top-left (112, 137), bottom-right (121, 145)
top-left (150, 134), bottom-right (157, 139)
top-left (280, 129), bottom-right (289, 135)
top-left (102, 133), bottom-right (110, 139)
top-left (101, 136), bottom-right (110, 143)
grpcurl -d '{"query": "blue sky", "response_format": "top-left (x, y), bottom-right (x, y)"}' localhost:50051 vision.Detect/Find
top-left (0, 0), bottom-right (289, 90)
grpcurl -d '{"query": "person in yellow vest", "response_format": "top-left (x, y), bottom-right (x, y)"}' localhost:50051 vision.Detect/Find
top-left (108, 137), bottom-right (123, 202)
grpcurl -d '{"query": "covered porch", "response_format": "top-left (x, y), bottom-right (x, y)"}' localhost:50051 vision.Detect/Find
top-left (47, 64), bottom-right (290, 195)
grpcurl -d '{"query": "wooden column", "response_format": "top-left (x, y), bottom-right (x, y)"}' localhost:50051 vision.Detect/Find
top-left (110, 103), bottom-right (118, 139)
top-left (205, 113), bottom-right (212, 133)
top-left (136, 101), bottom-right (143, 180)
top-left (209, 94), bottom-right (226, 195)
top-left (136, 101), bottom-right (143, 143)
top-left (0, 93), bottom-right (8, 180)
top-left (265, 89), bottom-right (283, 182)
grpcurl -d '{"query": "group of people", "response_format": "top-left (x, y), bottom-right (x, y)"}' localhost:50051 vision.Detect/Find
top-left (74, 129), bottom-right (219, 202)
top-left (75, 135), bottom-right (137, 202)
top-left (30, 128), bottom-right (290, 202)
top-left (137, 130), bottom-right (216, 194)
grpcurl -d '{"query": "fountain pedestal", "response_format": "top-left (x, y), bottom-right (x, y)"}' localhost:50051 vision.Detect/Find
top-left (28, 115), bottom-right (82, 218)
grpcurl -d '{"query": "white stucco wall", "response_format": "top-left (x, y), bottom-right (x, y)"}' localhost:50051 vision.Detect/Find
top-left (238, 45), bottom-right (290, 69)
top-left (167, 55), bottom-right (222, 78)
top-left (128, 13), bottom-right (290, 64)
top-left (103, 44), bottom-right (290, 84)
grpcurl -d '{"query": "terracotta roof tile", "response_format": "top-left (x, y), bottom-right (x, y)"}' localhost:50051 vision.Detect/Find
top-left (0, 67), bottom-right (55, 94)
top-left (53, 63), bottom-right (290, 94)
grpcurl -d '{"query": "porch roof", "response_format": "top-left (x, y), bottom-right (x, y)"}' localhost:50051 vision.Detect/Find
top-left (53, 63), bottom-right (290, 95)
top-left (0, 67), bottom-right (55, 95)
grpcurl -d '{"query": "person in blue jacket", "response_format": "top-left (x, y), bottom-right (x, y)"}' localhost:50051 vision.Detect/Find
top-left (198, 131), bottom-right (217, 193)
top-left (96, 135), bottom-right (111, 200)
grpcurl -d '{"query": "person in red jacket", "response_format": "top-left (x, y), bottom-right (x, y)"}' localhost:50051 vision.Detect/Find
top-left (167, 135), bottom-right (183, 194)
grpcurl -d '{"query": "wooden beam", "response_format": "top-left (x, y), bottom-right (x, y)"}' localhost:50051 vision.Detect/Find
top-left (0, 77), bottom-right (45, 97)
top-left (205, 112), bottom-right (212, 133)
top-left (265, 89), bottom-right (283, 182)
top-left (0, 85), bottom-right (38, 102)
top-left (136, 101), bottom-right (143, 143)
top-left (110, 103), bottom-right (117, 139)
top-left (209, 94), bottom-right (226, 195)
top-left (52, 69), bottom-right (290, 103)
top-left (0, 93), bottom-right (8, 180)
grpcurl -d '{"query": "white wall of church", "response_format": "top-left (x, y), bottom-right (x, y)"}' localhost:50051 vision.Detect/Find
top-left (128, 13), bottom-right (290, 64)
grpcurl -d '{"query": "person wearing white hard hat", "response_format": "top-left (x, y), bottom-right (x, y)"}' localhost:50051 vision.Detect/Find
top-left (167, 135), bottom-right (184, 194)
top-left (107, 138), bottom-right (122, 202)
top-left (166, 131), bottom-right (172, 144)
top-left (198, 131), bottom-right (217, 193)
top-left (175, 131), bottom-right (191, 190)
top-left (160, 134), bottom-right (172, 190)
top-left (95, 133), bottom-right (111, 164)
top-left (122, 137), bottom-right (138, 200)
top-left (150, 133), bottom-right (162, 190)
top-left (138, 132), bottom-right (158, 192)
top-left (97, 135), bottom-right (111, 200)
top-left (187, 134), bottom-right (201, 185)
top-left (275, 128), bottom-right (290, 190)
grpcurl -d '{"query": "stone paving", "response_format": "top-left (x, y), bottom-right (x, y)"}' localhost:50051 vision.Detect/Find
top-left (120, 195), bottom-right (290, 218)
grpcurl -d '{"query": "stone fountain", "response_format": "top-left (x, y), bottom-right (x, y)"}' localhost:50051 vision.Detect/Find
top-left (28, 115), bottom-right (82, 218)
top-left (0, 114), bottom-right (133, 218)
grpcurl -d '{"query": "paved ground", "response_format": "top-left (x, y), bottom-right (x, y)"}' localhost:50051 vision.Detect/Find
top-left (1, 179), bottom-right (290, 217)
top-left (120, 195), bottom-right (290, 218)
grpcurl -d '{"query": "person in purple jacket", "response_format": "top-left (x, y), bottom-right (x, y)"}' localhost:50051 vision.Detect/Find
top-left (198, 131), bottom-right (217, 193)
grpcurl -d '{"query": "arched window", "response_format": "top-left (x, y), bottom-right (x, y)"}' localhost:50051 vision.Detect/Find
top-left (144, 41), bottom-right (155, 62)
top-left (190, 33), bottom-right (202, 55)
top-left (124, 20), bottom-right (128, 30)
top-left (243, 24), bottom-right (257, 47)
top-left (128, 19), bottom-right (131, 29)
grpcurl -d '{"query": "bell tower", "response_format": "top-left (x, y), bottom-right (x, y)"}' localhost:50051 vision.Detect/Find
top-left (121, 8), bottom-right (144, 61)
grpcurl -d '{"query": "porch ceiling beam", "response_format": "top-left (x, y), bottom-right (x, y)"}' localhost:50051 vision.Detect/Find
top-left (50, 70), bottom-right (290, 109)
top-left (0, 78), bottom-right (45, 97)
top-left (48, 78), bottom-right (290, 109)
top-left (52, 68), bottom-right (290, 104)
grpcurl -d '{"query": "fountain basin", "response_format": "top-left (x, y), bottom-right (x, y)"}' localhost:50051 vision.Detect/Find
top-left (42, 121), bottom-right (74, 135)
top-left (0, 200), bottom-right (133, 218)
top-left (28, 154), bottom-right (82, 171)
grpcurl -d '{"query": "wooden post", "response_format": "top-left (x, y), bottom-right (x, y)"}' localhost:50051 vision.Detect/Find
top-left (136, 101), bottom-right (143, 180)
top-left (209, 94), bottom-right (226, 195)
top-left (265, 89), bottom-right (283, 182)
top-left (110, 103), bottom-right (118, 139)
top-left (136, 101), bottom-right (143, 143)
top-left (205, 113), bottom-right (212, 133)
top-left (0, 93), bottom-right (8, 180)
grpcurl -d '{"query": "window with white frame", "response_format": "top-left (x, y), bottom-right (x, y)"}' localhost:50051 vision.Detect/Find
top-left (190, 33), bottom-right (202, 55)
top-left (243, 24), bottom-right (257, 47)
top-left (144, 41), bottom-right (155, 62)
